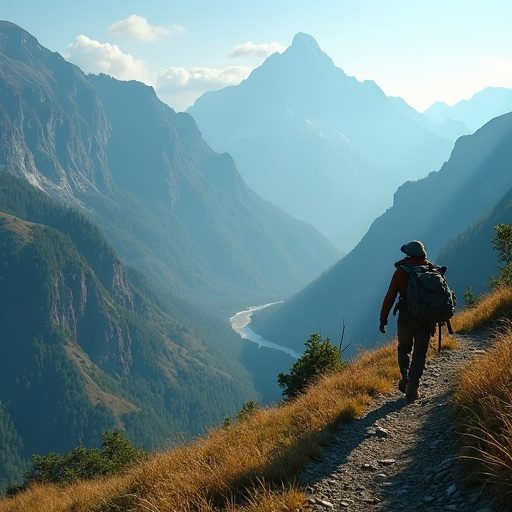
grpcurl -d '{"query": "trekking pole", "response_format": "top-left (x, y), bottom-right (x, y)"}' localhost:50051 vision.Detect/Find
top-left (438, 322), bottom-right (442, 352)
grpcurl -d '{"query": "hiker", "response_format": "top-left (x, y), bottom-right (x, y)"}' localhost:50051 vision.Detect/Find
top-left (379, 240), bottom-right (433, 401)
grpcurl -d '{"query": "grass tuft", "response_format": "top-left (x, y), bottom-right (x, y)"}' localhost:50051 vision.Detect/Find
top-left (451, 323), bottom-right (512, 509)
top-left (451, 286), bottom-right (512, 334)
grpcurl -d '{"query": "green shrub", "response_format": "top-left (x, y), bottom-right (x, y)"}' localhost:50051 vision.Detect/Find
top-left (491, 224), bottom-right (512, 289)
top-left (236, 400), bottom-right (260, 422)
top-left (463, 286), bottom-right (478, 309)
top-left (277, 333), bottom-right (346, 399)
top-left (7, 429), bottom-right (147, 494)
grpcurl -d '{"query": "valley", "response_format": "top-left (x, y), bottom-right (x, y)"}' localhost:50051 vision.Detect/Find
top-left (0, 17), bottom-right (511, 495)
top-left (230, 302), bottom-right (301, 359)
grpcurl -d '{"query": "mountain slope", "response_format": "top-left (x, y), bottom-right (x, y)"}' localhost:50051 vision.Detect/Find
top-left (0, 173), bottom-right (258, 490)
top-left (424, 86), bottom-right (512, 132)
top-left (88, 74), bottom-right (340, 308)
top-left (188, 32), bottom-right (454, 252)
top-left (437, 184), bottom-right (512, 295)
top-left (388, 95), bottom-right (471, 141)
top-left (0, 21), bottom-right (339, 318)
top-left (0, 21), bottom-right (112, 202)
top-left (252, 112), bottom-right (512, 355)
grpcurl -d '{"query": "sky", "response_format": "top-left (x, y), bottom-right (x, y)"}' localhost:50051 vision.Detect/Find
top-left (2, 0), bottom-right (511, 113)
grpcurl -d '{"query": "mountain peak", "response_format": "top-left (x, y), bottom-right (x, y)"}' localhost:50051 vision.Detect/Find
top-left (0, 20), bottom-right (54, 64)
top-left (291, 32), bottom-right (320, 51)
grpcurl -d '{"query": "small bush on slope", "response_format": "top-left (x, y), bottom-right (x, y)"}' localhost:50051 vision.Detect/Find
top-left (277, 333), bottom-right (347, 399)
top-left (5, 429), bottom-right (147, 496)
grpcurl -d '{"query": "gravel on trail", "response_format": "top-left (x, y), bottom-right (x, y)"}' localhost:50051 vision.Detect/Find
top-left (301, 333), bottom-right (496, 512)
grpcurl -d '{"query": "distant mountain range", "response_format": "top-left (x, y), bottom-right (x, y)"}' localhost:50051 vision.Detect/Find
top-left (252, 112), bottom-right (512, 355)
top-left (189, 33), bottom-right (458, 252)
top-left (189, 34), bottom-right (512, 253)
top-left (424, 87), bottom-right (512, 132)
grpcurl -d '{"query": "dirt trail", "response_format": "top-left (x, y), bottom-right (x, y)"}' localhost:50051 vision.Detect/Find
top-left (301, 334), bottom-right (495, 511)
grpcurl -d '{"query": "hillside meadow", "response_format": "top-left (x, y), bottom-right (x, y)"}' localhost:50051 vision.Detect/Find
top-left (1, 287), bottom-right (512, 512)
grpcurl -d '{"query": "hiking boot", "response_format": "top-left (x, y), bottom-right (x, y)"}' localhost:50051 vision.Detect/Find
top-left (398, 378), bottom-right (408, 393)
top-left (405, 383), bottom-right (420, 401)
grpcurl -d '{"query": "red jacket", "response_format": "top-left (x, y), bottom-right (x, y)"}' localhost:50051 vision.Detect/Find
top-left (380, 256), bottom-right (430, 325)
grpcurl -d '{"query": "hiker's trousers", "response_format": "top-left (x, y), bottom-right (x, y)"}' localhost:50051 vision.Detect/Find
top-left (396, 310), bottom-right (432, 387)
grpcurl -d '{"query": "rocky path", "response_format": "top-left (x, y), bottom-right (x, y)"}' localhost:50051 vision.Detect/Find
top-left (301, 334), bottom-right (495, 512)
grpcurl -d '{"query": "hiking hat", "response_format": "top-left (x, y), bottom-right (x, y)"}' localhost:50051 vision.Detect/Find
top-left (401, 240), bottom-right (427, 258)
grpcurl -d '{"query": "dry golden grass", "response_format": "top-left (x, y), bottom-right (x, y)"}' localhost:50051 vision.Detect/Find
top-left (451, 323), bottom-right (512, 509)
top-left (0, 213), bottom-right (35, 244)
top-left (0, 342), bottom-right (401, 512)
top-left (0, 303), bottom-right (488, 512)
top-left (0, 475), bottom-right (131, 512)
top-left (102, 342), bottom-right (401, 512)
top-left (451, 286), bottom-right (512, 334)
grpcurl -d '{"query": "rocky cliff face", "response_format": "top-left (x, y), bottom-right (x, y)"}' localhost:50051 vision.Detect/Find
top-left (0, 212), bottom-right (134, 377)
top-left (49, 262), bottom-right (134, 378)
top-left (0, 21), bottom-right (112, 202)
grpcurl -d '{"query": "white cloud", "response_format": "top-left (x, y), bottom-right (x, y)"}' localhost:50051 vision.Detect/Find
top-left (66, 35), bottom-right (154, 84)
top-left (155, 66), bottom-right (252, 111)
top-left (64, 35), bottom-right (254, 111)
top-left (108, 14), bottom-right (183, 42)
top-left (227, 41), bottom-right (285, 59)
top-left (157, 65), bottom-right (251, 92)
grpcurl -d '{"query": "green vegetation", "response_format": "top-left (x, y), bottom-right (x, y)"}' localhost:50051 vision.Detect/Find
top-left (462, 286), bottom-right (478, 309)
top-left (6, 429), bottom-right (147, 495)
top-left (0, 173), bottom-right (258, 492)
top-left (277, 333), bottom-right (346, 399)
top-left (223, 400), bottom-right (261, 427)
top-left (491, 223), bottom-right (512, 289)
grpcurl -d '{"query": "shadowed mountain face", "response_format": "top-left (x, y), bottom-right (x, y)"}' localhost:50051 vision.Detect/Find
top-left (437, 183), bottom-right (512, 297)
top-left (188, 32), bottom-right (455, 252)
top-left (0, 21), bottom-right (340, 317)
top-left (252, 112), bottom-right (512, 356)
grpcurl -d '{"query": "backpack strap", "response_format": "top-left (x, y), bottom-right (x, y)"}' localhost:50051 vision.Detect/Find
top-left (401, 262), bottom-right (446, 275)
top-left (400, 263), bottom-right (429, 273)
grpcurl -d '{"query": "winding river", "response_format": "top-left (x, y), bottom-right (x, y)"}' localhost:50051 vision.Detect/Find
top-left (230, 302), bottom-right (301, 359)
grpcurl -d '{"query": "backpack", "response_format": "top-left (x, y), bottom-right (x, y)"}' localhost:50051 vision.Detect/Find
top-left (401, 264), bottom-right (456, 323)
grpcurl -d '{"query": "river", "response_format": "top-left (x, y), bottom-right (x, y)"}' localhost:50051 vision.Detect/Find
top-left (230, 302), bottom-right (301, 359)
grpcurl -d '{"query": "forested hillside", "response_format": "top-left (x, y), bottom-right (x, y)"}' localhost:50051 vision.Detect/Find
top-left (0, 173), bottom-right (258, 491)
top-left (438, 184), bottom-right (512, 293)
